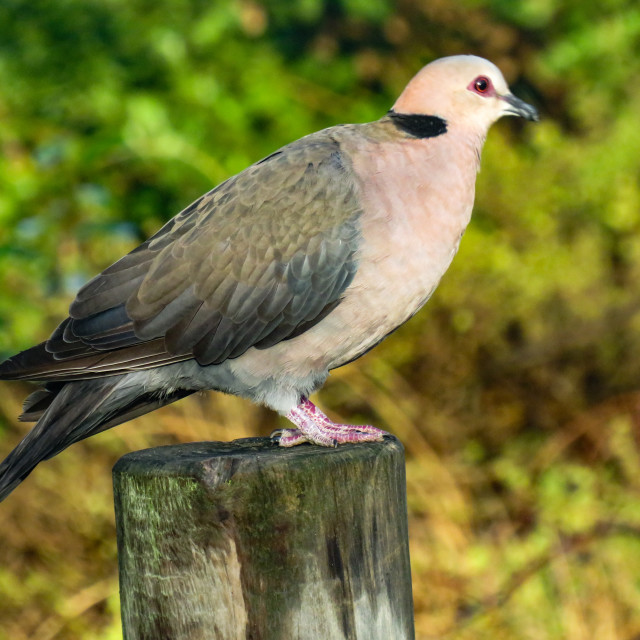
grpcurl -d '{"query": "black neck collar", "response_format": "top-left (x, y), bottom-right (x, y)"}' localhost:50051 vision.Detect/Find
top-left (388, 110), bottom-right (447, 139)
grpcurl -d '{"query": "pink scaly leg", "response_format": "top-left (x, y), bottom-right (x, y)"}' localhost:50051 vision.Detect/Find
top-left (273, 397), bottom-right (387, 447)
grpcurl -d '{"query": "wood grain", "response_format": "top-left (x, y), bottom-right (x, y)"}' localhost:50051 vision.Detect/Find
top-left (113, 435), bottom-right (414, 639)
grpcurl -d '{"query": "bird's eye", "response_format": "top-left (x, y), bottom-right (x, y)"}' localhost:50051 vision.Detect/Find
top-left (474, 76), bottom-right (490, 93)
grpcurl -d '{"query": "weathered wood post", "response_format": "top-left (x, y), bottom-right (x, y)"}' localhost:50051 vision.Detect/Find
top-left (113, 435), bottom-right (414, 640)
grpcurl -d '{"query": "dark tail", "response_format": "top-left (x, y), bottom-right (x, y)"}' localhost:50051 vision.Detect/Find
top-left (0, 376), bottom-right (193, 503)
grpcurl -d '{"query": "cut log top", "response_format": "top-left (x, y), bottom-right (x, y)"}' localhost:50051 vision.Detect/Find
top-left (113, 434), bottom-right (402, 477)
top-left (113, 436), bottom-right (414, 640)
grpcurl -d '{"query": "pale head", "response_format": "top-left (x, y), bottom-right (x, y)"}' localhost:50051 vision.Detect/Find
top-left (393, 55), bottom-right (538, 133)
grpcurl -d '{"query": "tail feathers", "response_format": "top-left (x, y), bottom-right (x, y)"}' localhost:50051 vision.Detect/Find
top-left (20, 383), bottom-right (65, 422)
top-left (0, 376), bottom-right (193, 503)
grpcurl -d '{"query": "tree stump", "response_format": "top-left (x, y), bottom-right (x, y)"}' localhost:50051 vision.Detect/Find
top-left (113, 435), bottom-right (414, 640)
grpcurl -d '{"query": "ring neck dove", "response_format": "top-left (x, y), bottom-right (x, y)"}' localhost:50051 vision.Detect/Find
top-left (0, 55), bottom-right (537, 502)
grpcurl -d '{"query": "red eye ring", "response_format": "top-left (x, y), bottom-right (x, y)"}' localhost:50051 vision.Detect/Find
top-left (474, 76), bottom-right (490, 93)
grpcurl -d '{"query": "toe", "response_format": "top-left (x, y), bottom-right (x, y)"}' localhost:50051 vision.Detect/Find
top-left (276, 428), bottom-right (310, 447)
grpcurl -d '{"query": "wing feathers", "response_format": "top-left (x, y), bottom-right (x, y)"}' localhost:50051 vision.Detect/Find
top-left (1, 129), bottom-right (363, 382)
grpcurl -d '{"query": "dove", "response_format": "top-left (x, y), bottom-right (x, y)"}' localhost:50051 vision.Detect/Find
top-left (0, 55), bottom-right (538, 502)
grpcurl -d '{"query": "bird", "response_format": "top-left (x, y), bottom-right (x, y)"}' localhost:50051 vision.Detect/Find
top-left (0, 55), bottom-right (538, 502)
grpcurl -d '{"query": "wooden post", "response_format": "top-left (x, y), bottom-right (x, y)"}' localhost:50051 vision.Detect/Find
top-left (113, 435), bottom-right (414, 640)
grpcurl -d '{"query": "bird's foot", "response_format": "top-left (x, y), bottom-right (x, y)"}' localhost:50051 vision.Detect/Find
top-left (271, 397), bottom-right (387, 447)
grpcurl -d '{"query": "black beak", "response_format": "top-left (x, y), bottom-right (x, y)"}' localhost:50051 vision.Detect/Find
top-left (501, 93), bottom-right (539, 122)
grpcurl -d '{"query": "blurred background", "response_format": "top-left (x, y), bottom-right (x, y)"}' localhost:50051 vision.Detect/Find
top-left (1, 0), bottom-right (640, 638)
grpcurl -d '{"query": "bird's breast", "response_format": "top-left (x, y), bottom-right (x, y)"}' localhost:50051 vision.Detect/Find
top-left (316, 134), bottom-right (478, 366)
top-left (228, 133), bottom-right (479, 384)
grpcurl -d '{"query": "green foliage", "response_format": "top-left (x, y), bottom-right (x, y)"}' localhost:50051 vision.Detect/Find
top-left (1, 0), bottom-right (640, 638)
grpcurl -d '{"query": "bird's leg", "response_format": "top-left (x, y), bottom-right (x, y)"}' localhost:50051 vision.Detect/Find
top-left (273, 396), bottom-right (387, 447)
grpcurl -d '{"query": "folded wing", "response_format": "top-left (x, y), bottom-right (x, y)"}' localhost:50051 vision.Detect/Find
top-left (0, 132), bottom-right (363, 381)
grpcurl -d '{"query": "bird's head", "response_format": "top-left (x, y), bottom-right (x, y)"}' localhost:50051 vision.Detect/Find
top-left (392, 55), bottom-right (538, 134)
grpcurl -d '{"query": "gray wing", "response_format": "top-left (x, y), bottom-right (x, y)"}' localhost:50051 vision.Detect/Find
top-left (1, 131), bottom-right (363, 381)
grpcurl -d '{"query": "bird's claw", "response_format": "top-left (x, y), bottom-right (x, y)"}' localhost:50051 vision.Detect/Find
top-left (278, 397), bottom-right (388, 448)
top-left (271, 427), bottom-right (311, 447)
